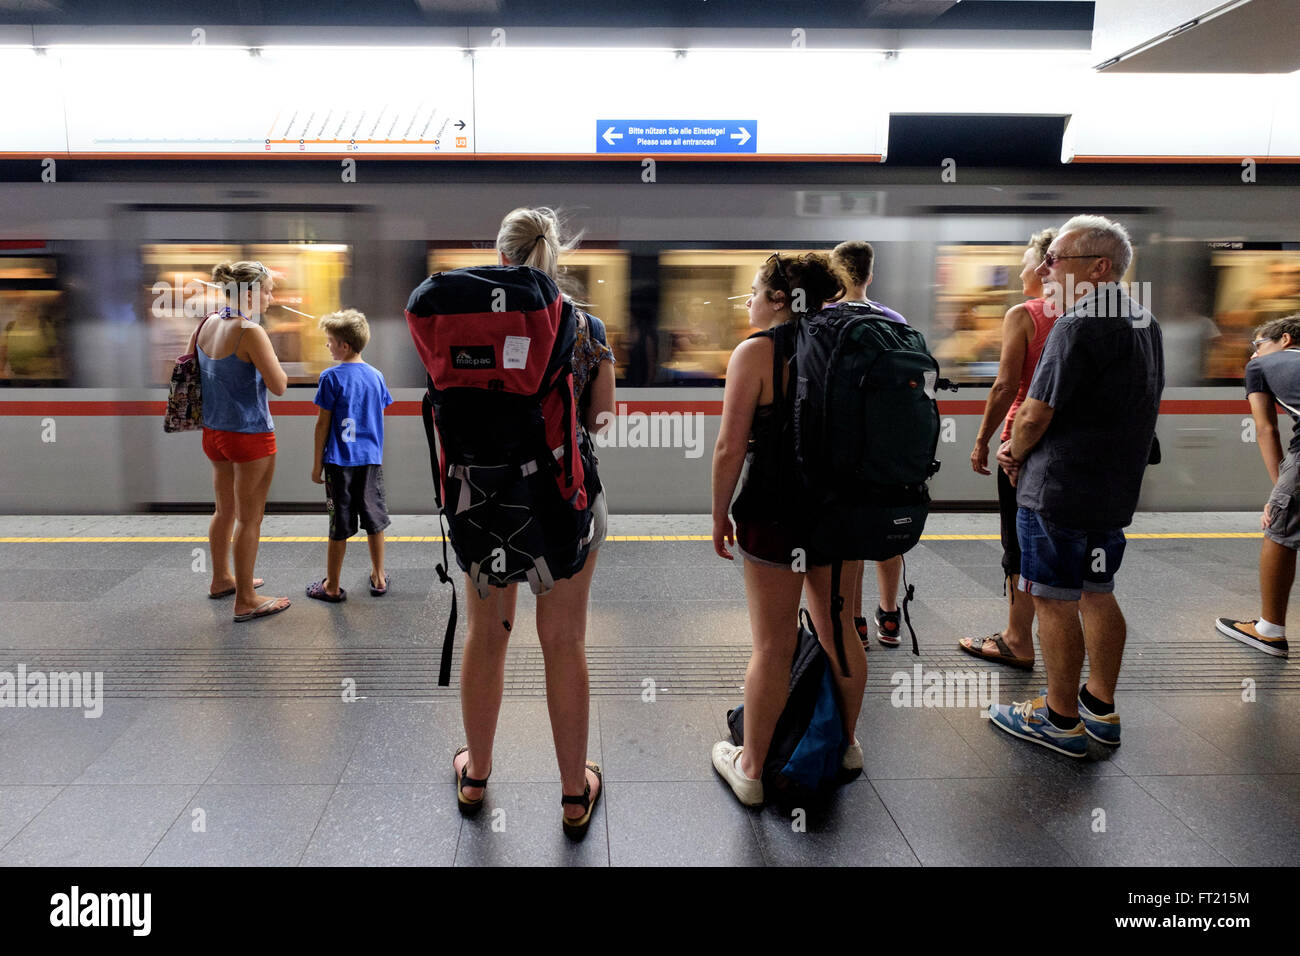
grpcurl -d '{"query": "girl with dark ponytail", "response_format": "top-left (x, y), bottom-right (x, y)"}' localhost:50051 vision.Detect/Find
top-left (708, 252), bottom-right (866, 806)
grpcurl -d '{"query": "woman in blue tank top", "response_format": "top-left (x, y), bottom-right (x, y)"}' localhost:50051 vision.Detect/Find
top-left (189, 260), bottom-right (291, 622)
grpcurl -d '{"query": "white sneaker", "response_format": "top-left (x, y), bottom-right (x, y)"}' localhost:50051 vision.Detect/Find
top-left (711, 741), bottom-right (764, 806)
top-left (841, 738), bottom-right (863, 771)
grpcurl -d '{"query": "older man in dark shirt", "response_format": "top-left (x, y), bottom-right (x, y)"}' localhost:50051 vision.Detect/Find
top-left (991, 215), bottom-right (1164, 757)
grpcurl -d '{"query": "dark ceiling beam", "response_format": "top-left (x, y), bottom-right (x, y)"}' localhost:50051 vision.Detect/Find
top-left (863, 0), bottom-right (961, 25)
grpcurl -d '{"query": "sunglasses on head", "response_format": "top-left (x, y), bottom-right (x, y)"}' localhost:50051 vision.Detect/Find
top-left (766, 252), bottom-right (788, 287)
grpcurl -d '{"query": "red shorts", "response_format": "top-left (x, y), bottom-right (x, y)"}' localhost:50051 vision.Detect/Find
top-left (202, 427), bottom-right (276, 463)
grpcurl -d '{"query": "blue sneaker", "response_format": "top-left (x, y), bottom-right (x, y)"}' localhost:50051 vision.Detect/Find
top-left (988, 695), bottom-right (1088, 758)
top-left (1077, 694), bottom-right (1121, 746)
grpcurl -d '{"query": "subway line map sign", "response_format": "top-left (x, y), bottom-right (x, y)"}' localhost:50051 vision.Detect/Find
top-left (57, 47), bottom-right (474, 156)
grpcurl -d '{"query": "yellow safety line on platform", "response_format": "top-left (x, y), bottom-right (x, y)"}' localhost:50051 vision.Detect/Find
top-left (0, 532), bottom-right (1264, 543)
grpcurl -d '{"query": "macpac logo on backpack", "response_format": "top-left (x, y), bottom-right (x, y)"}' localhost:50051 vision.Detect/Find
top-left (405, 265), bottom-right (595, 685)
top-left (452, 346), bottom-right (495, 369)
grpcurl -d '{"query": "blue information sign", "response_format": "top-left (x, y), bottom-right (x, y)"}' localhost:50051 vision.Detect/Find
top-left (595, 120), bottom-right (757, 154)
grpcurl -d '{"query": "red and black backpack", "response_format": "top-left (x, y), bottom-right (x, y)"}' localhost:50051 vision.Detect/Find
top-left (405, 265), bottom-right (594, 684)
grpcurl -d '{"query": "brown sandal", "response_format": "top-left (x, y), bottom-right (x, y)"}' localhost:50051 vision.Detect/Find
top-left (958, 632), bottom-right (1034, 670)
top-left (453, 745), bottom-right (490, 816)
top-left (561, 761), bottom-right (603, 840)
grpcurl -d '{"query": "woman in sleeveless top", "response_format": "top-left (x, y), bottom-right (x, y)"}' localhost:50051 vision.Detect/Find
top-left (451, 208), bottom-right (614, 838)
top-left (189, 260), bottom-right (291, 622)
top-left (960, 229), bottom-right (1059, 667)
top-left (708, 252), bottom-right (866, 807)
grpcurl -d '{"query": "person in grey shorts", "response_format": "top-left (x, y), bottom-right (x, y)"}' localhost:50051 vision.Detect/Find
top-left (309, 309), bottom-right (394, 601)
top-left (1217, 314), bottom-right (1300, 658)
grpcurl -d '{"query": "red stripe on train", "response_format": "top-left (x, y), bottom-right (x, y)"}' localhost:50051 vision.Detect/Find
top-left (0, 401), bottom-right (167, 415)
top-left (0, 398), bottom-right (1255, 416)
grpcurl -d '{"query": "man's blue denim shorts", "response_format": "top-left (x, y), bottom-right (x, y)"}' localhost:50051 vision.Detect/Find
top-left (1016, 507), bottom-right (1126, 601)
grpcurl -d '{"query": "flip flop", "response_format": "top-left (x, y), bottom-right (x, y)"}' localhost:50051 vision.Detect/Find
top-left (209, 578), bottom-right (264, 599)
top-left (454, 745), bottom-right (490, 816)
top-left (958, 632), bottom-right (1034, 670)
top-left (370, 573), bottom-right (389, 597)
top-left (306, 579), bottom-right (347, 603)
top-left (561, 760), bottom-right (603, 840)
top-left (233, 596), bottom-right (290, 623)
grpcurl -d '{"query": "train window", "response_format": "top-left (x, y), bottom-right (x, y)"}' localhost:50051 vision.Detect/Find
top-left (427, 247), bottom-right (630, 379)
top-left (426, 248), bottom-right (496, 272)
top-left (0, 254), bottom-right (67, 386)
top-left (932, 244), bottom-right (1035, 381)
top-left (932, 243), bottom-right (1138, 383)
top-left (143, 242), bottom-right (351, 386)
top-left (1207, 246), bottom-right (1300, 382)
top-left (248, 244), bottom-right (350, 383)
top-left (656, 250), bottom-right (809, 384)
top-left (0, 257), bottom-right (56, 280)
top-left (143, 242), bottom-right (232, 386)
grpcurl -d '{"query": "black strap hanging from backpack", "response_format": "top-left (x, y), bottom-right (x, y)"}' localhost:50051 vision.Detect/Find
top-left (433, 514), bottom-right (457, 687)
top-left (900, 554), bottom-right (919, 657)
top-left (421, 387), bottom-right (457, 687)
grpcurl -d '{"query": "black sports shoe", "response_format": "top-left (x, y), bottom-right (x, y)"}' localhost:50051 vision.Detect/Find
top-left (875, 606), bottom-right (902, 647)
top-left (854, 616), bottom-right (871, 650)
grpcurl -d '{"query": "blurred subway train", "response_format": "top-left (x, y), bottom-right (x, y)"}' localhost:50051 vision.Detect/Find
top-left (0, 165), bottom-right (1296, 514)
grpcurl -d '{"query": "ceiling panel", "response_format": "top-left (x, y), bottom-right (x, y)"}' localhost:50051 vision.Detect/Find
top-left (1097, 0), bottom-right (1300, 73)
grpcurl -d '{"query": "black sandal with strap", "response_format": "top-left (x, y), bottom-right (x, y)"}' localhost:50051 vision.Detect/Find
top-left (561, 760), bottom-right (603, 840)
top-left (454, 745), bottom-right (490, 816)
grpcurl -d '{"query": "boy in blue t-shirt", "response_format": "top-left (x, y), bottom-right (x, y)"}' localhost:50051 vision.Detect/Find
top-left (309, 309), bottom-right (394, 601)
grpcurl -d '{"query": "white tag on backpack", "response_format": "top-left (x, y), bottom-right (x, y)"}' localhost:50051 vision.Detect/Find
top-left (503, 336), bottom-right (530, 369)
top-left (504, 335), bottom-right (530, 369)
top-left (923, 370), bottom-right (937, 399)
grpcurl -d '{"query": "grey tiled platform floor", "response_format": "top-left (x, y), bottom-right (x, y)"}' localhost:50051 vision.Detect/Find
top-left (0, 513), bottom-right (1296, 866)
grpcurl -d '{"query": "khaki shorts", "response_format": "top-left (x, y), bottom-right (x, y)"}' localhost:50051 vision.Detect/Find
top-left (1265, 454), bottom-right (1300, 550)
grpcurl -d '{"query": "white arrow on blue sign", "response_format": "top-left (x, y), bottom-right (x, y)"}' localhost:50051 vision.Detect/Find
top-left (595, 120), bottom-right (757, 154)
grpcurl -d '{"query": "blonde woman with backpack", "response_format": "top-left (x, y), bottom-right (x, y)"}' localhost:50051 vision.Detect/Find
top-left (441, 208), bottom-right (615, 838)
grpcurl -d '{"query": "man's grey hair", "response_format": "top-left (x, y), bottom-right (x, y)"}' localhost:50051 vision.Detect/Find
top-left (1058, 214), bottom-right (1133, 280)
